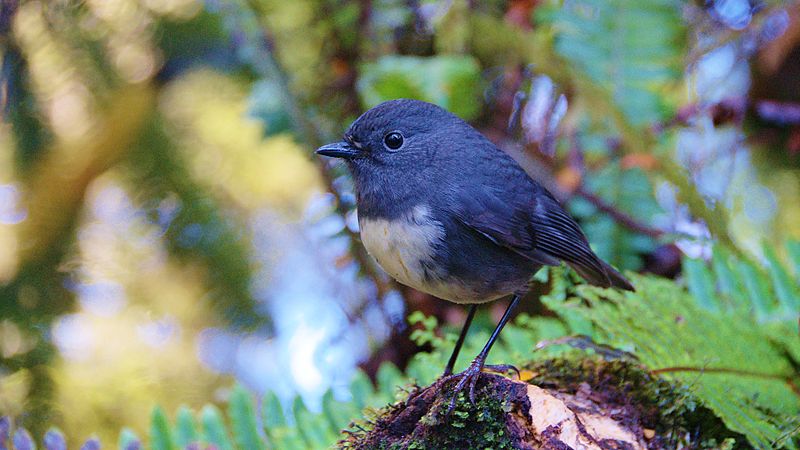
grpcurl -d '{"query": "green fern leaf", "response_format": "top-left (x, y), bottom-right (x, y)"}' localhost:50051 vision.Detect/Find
top-left (200, 405), bottom-right (234, 450)
top-left (261, 392), bottom-right (309, 450)
top-left (539, 0), bottom-right (684, 125)
top-left (763, 244), bottom-right (800, 314)
top-left (545, 250), bottom-right (800, 448)
top-left (568, 166), bottom-right (660, 270)
top-left (149, 406), bottom-right (175, 450)
top-left (173, 406), bottom-right (199, 448)
top-left (787, 240), bottom-right (800, 277)
top-left (348, 370), bottom-right (375, 410)
top-left (357, 55), bottom-right (482, 120)
top-left (375, 363), bottom-right (405, 404)
top-left (321, 390), bottom-right (360, 433)
top-left (228, 386), bottom-right (265, 450)
top-left (117, 428), bottom-right (139, 450)
top-left (293, 396), bottom-right (338, 449)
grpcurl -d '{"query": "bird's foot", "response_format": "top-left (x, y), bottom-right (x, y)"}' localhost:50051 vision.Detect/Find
top-left (445, 357), bottom-right (486, 414)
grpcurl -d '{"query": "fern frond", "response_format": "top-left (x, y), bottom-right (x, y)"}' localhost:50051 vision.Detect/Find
top-left (538, 0), bottom-right (685, 126)
top-left (545, 242), bottom-right (800, 448)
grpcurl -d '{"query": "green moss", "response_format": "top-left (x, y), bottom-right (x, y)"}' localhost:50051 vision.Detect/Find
top-left (340, 374), bottom-right (526, 449)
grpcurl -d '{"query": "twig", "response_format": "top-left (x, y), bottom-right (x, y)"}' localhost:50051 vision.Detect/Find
top-left (574, 185), bottom-right (664, 238)
top-left (524, 135), bottom-right (665, 240)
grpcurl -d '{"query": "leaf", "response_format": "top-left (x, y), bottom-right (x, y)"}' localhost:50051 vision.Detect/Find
top-left (262, 392), bottom-right (306, 450)
top-left (150, 406), bottom-right (175, 450)
top-left (321, 390), bottom-right (360, 433)
top-left (292, 397), bottom-right (337, 449)
top-left (348, 370), bottom-right (375, 410)
top-left (247, 79), bottom-right (293, 136)
top-left (763, 243), bottom-right (800, 314)
top-left (545, 242), bottom-right (800, 448)
top-left (43, 428), bottom-right (66, 450)
top-left (710, 244), bottom-right (749, 310)
top-left (200, 405), bottom-right (234, 450)
top-left (376, 363), bottom-right (405, 404)
top-left (787, 240), bottom-right (800, 278)
top-left (118, 428), bottom-right (141, 450)
top-left (173, 406), bottom-right (199, 448)
top-left (737, 258), bottom-right (776, 321)
top-left (228, 386), bottom-right (265, 450)
top-left (683, 257), bottom-right (719, 311)
top-left (357, 55), bottom-right (482, 120)
top-left (538, 0), bottom-right (685, 125)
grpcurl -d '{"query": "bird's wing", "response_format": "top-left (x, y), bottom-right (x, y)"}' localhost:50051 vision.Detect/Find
top-left (451, 185), bottom-right (633, 290)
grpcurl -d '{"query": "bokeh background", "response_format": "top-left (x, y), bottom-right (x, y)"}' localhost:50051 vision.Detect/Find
top-left (1, 0), bottom-right (799, 445)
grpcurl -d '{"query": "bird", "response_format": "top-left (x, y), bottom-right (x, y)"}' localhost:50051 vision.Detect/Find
top-left (316, 99), bottom-right (634, 402)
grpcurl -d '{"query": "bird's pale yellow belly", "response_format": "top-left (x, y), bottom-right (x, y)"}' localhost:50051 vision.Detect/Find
top-left (358, 205), bottom-right (498, 304)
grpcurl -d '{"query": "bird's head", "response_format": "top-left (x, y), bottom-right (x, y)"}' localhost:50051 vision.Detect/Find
top-left (316, 99), bottom-right (484, 214)
top-left (316, 99), bottom-right (469, 168)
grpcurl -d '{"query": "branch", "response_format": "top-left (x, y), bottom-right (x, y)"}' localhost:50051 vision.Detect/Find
top-left (576, 186), bottom-right (664, 238)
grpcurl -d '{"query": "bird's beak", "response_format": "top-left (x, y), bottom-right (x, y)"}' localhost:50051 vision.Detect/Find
top-left (315, 141), bottom-right (360, 159)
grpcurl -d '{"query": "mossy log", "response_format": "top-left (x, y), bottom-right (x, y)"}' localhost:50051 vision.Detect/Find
top-left (340, 358), bottom-right (743, 449)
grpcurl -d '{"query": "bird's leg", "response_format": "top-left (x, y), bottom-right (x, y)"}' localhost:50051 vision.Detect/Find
top-left (443, 304), bottom-right (478, 376)
top-left (448, 294), bottom-right (522, 410)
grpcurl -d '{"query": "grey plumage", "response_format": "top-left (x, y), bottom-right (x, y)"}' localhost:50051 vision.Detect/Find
top-left (318, 98), bottom-right (633, 305)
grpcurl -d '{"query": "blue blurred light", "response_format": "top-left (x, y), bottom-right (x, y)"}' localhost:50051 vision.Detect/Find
top-left (0, 184), bottom-right (27, 224)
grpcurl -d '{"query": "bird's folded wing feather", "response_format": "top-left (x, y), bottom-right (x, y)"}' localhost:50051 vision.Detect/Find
top-left (451, 187), bottom-right (609, 281)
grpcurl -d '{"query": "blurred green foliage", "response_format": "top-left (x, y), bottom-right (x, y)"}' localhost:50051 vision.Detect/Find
top-left (358, 55), bottom-right (483, 120)
top-left (539, 0), bottom-right (685, 126)
top-left (569, 165), bottom-right (662, 270)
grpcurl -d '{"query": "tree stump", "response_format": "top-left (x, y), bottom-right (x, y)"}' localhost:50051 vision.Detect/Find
top-left (339, 358), bottom-right (742, 449)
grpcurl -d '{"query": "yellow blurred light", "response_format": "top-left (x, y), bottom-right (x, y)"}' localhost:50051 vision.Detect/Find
top-left (0, 369), bottom-right (29, 418)
top-left (143, 0), bottom-right (201, 19)
top-left (113, 42), bottom-right (158, 83)
top-left (0, 321), bottom-right (25, 358)
top-left (13, 2), bottom-right (47, 42)
top-left (0, 127), bottom-right (18, 283)
top-left (49, 84), bottom-right (94, 141)
top-left (160, 70), bottom-right (322, 212)
top-left (86, 0), bottom-right (135, 22)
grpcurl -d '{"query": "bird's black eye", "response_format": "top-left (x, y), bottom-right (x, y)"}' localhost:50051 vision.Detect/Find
top-left (383, 131), bottom-right (404, 150)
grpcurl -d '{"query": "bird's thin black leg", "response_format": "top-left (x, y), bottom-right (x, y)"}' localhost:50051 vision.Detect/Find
top-left (448, 293), bottom-right (522, 409)
top-left (443, 304), bottom-right (478, 376)
top-left (475, 294), bottom-right (521, 363)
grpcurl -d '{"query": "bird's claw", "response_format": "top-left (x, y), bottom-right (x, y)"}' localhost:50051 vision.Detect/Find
top-left (445, 358), bottom-right (486, 414)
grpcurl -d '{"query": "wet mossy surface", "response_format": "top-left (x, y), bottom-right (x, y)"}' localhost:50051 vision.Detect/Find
top-left (341, 373), bottom-right (531, 449)
top-left (339, 356), bottom-right (748, 449)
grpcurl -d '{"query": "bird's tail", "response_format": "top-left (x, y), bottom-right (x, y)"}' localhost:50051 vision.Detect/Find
top-left (568, 258), bottom-right (635, 291)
